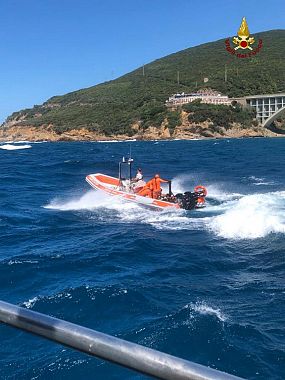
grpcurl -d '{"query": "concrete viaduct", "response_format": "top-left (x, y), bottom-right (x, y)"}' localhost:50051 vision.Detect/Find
top-left (237, 93), bottom-right (285, 127)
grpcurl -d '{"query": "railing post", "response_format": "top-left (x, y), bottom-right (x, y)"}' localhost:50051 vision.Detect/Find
top-left (0, 300), bottom-right (244, 380)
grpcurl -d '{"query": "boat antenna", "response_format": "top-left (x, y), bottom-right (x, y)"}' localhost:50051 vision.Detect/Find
top-left (128, 142), bottom-right (134, 182)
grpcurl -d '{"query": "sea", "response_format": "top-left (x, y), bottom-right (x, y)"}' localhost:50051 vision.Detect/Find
top-left (0, 138), bottom-right (284, 380)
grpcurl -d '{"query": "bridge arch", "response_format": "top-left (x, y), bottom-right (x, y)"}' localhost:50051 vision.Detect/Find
top-left (262, 106), bottom-right (285, 128)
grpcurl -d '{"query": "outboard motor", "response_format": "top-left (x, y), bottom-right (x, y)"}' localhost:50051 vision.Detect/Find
top-left (175, 192), bottom-right (199, 210)
top-left (175, 186), bottom-right (207, 210)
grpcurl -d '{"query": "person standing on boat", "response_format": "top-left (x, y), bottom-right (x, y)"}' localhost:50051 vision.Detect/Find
top-left (138, 174), bottom-right (168, 198)
top-left (152, 174), bottom-right (169, 199)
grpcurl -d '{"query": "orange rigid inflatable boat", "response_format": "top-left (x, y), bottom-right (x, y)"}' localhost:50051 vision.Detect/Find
top-left (86, 158), bottom-right (207, 210)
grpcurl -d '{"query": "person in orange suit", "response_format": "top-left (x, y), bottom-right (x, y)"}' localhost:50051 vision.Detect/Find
top-left (138, 174), bottom-right (168, 199)
top-left (137, 178), bottom-right (154, 197)
top-left (152, 174), bottom-right (169, 199)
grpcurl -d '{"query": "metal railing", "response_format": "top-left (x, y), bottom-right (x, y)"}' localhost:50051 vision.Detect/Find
top-left (0, 300), bottom-right (244, 380)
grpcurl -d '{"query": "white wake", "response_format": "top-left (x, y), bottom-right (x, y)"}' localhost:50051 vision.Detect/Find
top-left (44, 181), bottom-right (285, 240)
top-left (44, 189), bottom-right (206, 231)
top-left (210, 191), bottom-right (285, 239)
top-left (44, 191), bottom-right (112, 211)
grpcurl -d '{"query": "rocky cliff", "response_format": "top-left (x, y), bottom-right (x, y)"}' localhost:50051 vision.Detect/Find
top-left (0, 110), bottom-right (277, 142)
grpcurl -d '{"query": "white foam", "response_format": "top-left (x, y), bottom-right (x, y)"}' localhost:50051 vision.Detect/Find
top-left (7, 259), bottom-right (38, 265)
top-left (14, 140), bottom-right (32, 144)
top-left (12, 140), bottom-right (48, 144)
top-left (0, 144), bottom-right (31, 150)
top-left (249, 176), bottom-right (264, 181)
top-left (171, 177), bottom-right (241, 202)
top-left (43, 181), bottom-right (238, 233)
top-left (97, 140), bottom-right (119, 143)
top-left (205, 184), bottom-right (243, 201)
top-left (140, 211), bottom-right (209, 231)
top-left (44, 189), bottom-right (206, 231)
top-left (23, 296), bottom-right (38, 309)
top-left (44, 184), bottom-right (285, 240)
top-left (44, 190), bottom-right (111, 211)
top-left (185, 301), bottom-right (227, 322)
top-left (248, 175), bottom-right (275, 186)
top-left (22, 290), bottom-right (74, 310)
top-left (210, 191), bottom-right (285, 239)
top-left (97, 139), bottom-right (136, 143)
top-left (253, 181), bottom-right (276, 186)
top-left (171, 174), bottom-right (199, 194)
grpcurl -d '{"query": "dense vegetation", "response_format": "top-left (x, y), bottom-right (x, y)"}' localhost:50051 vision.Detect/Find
top-left (183, 100), bottom-right (257, 130)
top-left (4, 30), bottom-right (285, 135)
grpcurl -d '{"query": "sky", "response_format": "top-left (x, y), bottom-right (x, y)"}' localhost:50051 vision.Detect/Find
top-left (0, 0), bottom-right (284, 122)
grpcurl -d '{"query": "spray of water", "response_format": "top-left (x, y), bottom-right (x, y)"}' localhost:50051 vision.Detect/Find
top-left (44, 180), bottom-right (285, 240)
top-left (210, 191), bottom-right (285, 239)
top-left (45, 191), bottom-right (112, 211)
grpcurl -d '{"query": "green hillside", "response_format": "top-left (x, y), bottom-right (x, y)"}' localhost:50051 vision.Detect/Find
top-left (4, 30), bottom-right (285, 135)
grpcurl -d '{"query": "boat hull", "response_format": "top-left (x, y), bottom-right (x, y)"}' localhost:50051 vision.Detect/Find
top-left (86, 174), bottom-right (180, 210)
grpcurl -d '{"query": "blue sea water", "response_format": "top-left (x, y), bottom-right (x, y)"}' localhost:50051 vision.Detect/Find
top-left (0, 138), bottom-right (284, 380)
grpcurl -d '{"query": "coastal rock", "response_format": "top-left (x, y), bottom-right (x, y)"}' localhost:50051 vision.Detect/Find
top-left (0, 111), bottom-right (279, 142)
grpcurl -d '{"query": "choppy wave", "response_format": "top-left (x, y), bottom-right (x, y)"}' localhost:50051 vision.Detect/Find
top-left (248, 176), bottom-right (276, 186)
top-left (2, 140), bottom-right (285, 380)
top-left (187, 301), bottom-right (227, 322)
top-left (22, 291), bottom-right (73, 309)
top-left (21, 286), bottom-right (226, 329)
top-left (45, 187), bottom-right (285, 240)
top-left (44, 190), bottom-right (109, 211)
top-left (171, 176), bottom-right (243, 202)
top-left (44, 190), bottom-right (209, 231)
top-left (7, 259), bottom-right (39, 265)
top-left (170, 174), bottom-right (197, 194)
top-left (210, 191), bottom-right (285, 239)
top-left (23, 296), bottom-right (39, 309)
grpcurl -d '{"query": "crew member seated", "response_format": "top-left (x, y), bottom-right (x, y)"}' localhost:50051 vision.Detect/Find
top-left (132, 168), bottom-right (145, 193)
top-left (133, 179), bottom-right (146, 193)
top-left (135, 168), bottom-right (143, 181)
top-left (138, 174), bottom-right (169, 199)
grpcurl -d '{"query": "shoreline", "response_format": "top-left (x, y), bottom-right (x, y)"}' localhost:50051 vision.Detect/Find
top-left (0, 124), bottom-right (280, 143)
top-left (0, 135), bottom-right (283, 144)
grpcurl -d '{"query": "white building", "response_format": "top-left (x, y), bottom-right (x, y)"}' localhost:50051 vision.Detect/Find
top-left (166, 91), bottom-right (233, 106)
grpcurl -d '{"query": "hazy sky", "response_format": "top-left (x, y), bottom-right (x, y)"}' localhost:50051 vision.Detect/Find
top-left (0, 0), bottom-right (284, 122)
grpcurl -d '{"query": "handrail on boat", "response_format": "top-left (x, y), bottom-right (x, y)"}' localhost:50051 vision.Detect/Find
top-left (0, 300), bottom-right (244, 380)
